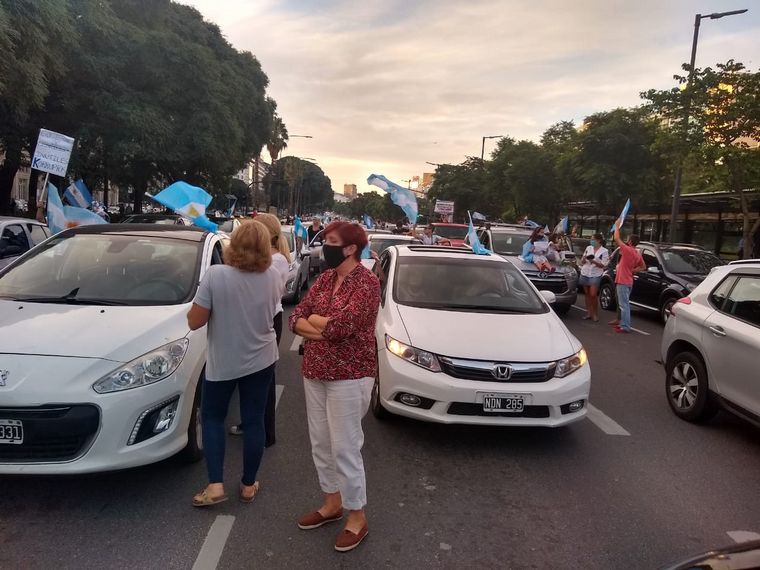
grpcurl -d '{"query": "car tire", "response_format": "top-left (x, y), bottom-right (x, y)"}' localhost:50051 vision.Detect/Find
top-left (553, 304), bottom-right (571, 316)
top-left (665, 351), bottom-right (719, 423)
top-left (599, 282), bottom-right (617, 311)
top-left (178, 374), bottom-right (204, 463)
top-left (371, 373), bottom-right (390, 420)
top-left (660, 296), bottom-right (679, 325)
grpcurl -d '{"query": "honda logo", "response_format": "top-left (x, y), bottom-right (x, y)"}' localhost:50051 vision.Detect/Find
top-left (491, 364), bottom-right (512, 380)
top-left (0, 370), bottom-right (7, 387)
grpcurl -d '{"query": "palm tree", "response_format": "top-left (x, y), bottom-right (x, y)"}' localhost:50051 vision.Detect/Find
top-left (267, 114), bottom-right (289, 163)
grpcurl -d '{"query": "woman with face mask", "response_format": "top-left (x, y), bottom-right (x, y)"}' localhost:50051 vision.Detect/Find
top-left (579, 233), bottom-right (609, 322)
top-left (289, 221), bottom-right (381, 553)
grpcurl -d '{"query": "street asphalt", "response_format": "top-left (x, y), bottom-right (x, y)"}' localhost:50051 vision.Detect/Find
top-left (1, 298), bottom-right (759, 569)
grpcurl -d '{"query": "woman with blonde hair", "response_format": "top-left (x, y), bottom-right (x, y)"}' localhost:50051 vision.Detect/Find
top-left (230, 213), bottom-right (290, 446)
top-left (187, 220), bottom-right (281, 506)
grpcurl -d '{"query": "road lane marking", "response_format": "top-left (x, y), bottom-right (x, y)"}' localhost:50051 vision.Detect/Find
top-left (586, 404), bottom-right (631, 436)
top-left (571, 306), bottom-right (651, 336)
top-left (289, 336), bottom-right (301, 352)
top-left (727, 530), bottom-right (760, 543)
top-left (275, 384), bottom-right (284, 410)
top-left (192, 515), bottom-right (235, 570)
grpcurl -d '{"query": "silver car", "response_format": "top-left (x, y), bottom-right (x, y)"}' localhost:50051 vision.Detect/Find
top-left (661, 260), bottom-right (760, 427)
top-left (0, 217), bottom-right (51, 270)
top-left (280, 225), bottom-right (310, 303)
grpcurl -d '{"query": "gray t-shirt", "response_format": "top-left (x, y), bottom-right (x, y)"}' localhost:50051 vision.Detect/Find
top-left (194, 264), bottom-right (280, 381)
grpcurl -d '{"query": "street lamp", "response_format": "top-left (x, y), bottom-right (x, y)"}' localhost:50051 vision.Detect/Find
top-left (668, 9), bottom-right (748, 243)
top-left (481, 135), bottom-right (503, 161)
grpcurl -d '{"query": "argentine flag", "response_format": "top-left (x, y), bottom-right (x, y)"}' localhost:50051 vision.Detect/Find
top-left (363, 214), bottom-right (375, 229)
top-left (367, 174), bottom-right (418, 224)
top-left (150, 181), bottom-right (217, 233)
top-left (294, 216), bottom-right (309, 242)
top-left (610, 198), bottom-right (631, 232)
top-left (46, 183), bottom-right (107, 234)
top-left (553, 216), bottom-right (569, 235)
top-left (64, 179), bottom-right (94, 209)
top-left (468, 212), bottom-right (490, 255)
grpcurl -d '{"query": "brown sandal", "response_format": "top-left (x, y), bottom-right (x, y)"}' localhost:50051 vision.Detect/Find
top-left (192, 488), bottom-right (229, 507)
top-left (239, 481), bottom-right (261, 503)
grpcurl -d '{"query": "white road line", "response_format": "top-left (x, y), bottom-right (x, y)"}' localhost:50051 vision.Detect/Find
top-left (586, 404), bottom-right (631, 436)
top-left (192, 515), bottom-right (235, 570)
top-left (727, 530), bottom-right (760, 543)
top-left (289, 336), bottom-right (301, 352)
top-left (275, 384), bottom-right (284, 410)
top-left (571, 305), bottom-right (651, 336)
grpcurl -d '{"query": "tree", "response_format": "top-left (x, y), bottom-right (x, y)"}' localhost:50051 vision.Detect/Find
top-left (428, 157), bottom-right (490, 221)
top-left (266, 113), bottom-right (289, 163)
top-left (264, 156), bottom-right (332, 214)
top-left (643, 60), bottom-right (760, 249)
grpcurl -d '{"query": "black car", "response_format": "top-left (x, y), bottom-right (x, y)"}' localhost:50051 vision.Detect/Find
top-left (598, 242), bottom-right (725, 324)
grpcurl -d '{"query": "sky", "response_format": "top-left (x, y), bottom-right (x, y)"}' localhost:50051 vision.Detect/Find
top-left (182, 0), bottom-right (760, 194)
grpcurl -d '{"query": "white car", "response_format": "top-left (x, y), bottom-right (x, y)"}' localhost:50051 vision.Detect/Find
top-left (371, 245), bottom-right (590, 426)
top-left (0, 224), bottom-right (225, 474)
top-left (661, 260), bottom-right (760, 426)
top-left (0, 217), bottom-right (51, 270)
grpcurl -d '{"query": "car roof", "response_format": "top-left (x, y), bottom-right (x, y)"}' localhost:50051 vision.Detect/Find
top-left (431, 222), bottom-right (467, 227)
top-left (0, 216), bottom-right (45, 225)
top-left (368, 234), bottom-right (417, 240)
top-left (638, 241), bottom-right (706, 251)
top-left (60, 224), bottom-right (209, 242)
top-left (728, 259), bottom-right (760, 267)
top-left (393, 244), bottom-right (508, 262)
top-left (489, 226), bottom-right (532, 234)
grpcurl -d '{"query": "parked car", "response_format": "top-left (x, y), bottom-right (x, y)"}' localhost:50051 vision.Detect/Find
top-left (661, 259), bottom-right (760, 427)
top-left (122, 213), bottom-right (193, 225)
top-left (0, 224), bottom-right (227, 474)
top-left (0, 217), bottom-right (51, 270)
top-left (280, 225), bottom-right (310, 303)
top-left (473, 226), bottom-right (578, 314)
top-left (430, 223), bottom-right (469, 247)
top-left (371, 244), bottom-right (590, 426)
top-left (217, 217), bottom-right (243, 235)
top-left (368, 233), bottom-right (421, 255)
top-left (599, 242), bottom-right (725, 324)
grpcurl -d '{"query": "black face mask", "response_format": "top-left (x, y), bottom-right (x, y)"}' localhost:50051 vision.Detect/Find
top-left (322, 244), bottom-right (348, 269)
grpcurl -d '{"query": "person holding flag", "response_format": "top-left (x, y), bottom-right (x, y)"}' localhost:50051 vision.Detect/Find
top-left (610, 221), bottom-right (645, 333)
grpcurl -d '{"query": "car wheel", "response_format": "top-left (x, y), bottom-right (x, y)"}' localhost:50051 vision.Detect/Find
top-left (371, 373), bottom-right (390, 420)
top-left (661, 296), bottom-right (678, 325)
top-left (553, 304), bottom-right (571, 316)
top-left (178, 374), bottom-right (204, 463)
top-left (665, 352), bottom-right (719, 423)
top-left (599, 282), bottom-right (616, 311)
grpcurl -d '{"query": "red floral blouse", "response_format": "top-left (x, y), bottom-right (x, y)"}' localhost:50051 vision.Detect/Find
top-left (289, 264), bottom-right (381, 381)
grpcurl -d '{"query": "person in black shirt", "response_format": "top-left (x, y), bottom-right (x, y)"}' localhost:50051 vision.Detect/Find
top-left (307, 217), bottom-right (324, 244)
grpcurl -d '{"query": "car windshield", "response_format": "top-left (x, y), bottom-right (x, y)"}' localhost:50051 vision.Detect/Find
top-left (490, 232), bottom-right (531, 255)
top-left (393, 257), bottom-right (547, 313)
top-left (0, 233), bottom-right (202, 305)
top-left (661, 248), bottom-right (724, 274)
top-left (123, 215), bottom-right (178, 225)
top-left (370, 237), bottom-right (421, 254)
top-left (431, 225), bottom-right (468, 239)
top-left (572, 239), bottom-right (590, 256)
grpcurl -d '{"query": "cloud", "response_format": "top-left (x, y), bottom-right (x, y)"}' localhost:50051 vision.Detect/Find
top-left (182, 0), bottom-right (760, 197)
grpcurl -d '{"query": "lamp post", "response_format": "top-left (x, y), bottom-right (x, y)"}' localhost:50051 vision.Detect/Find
top-left (668, 9), bottom-right (748, 243)
top-left (481, 135), bottom-right (503, 161)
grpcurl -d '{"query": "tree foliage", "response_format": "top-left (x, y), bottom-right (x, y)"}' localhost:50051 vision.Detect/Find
top-left (264, 156), bottom-right (333, 214)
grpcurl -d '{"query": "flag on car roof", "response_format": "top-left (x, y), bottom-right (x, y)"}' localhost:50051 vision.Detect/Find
top-left (472, 211), bottom-right (486, 222)
top-left (363, 214), bottom-right (375, 229)
top-left (46, 182), bottom-right (107, 234)
top-left (367, 174), bottom-right (418, 224)
top-left (467, 211), bottom-right (490, 255)
top-left (610, 198), bottom-right (631, 232)
top-left (63, 179), bottom-right (94, 209)
top-left (150, 181), bottom-right (217, 233)
top-left (553, 216), bottom-right (569, 235)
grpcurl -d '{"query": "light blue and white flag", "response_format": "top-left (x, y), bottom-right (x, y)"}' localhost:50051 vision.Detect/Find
top-left (294, 216), bottom-right (309, 241)
top-left (367, 174), bottom-right (418, 224)
top-left (544, 225), bottom-right (551, 235)
top-left (150, 181), bottom-right (217, 233)
top-left (46, 183), bottom-right (68, 234)
top-left (610, 198), bottom-right (631, 232)
top-left (472, 211), bottom-right (486, 222)
top-left (226, 197), bottom-right (237, 218)
top-left (553, 216), bottom-right (569, 235)
top-left (63, 179), bottom-right (94, 209)
top-left (65, 203), bottom-right (109, 229)
top-left (524, 219), bottom-right (541, 228)
top-left (363, 214), bottom-right (375, 229)
top-left (468, 211), bottom-right (490, 255)
top-left (361, 244), bottom-right (372, 259)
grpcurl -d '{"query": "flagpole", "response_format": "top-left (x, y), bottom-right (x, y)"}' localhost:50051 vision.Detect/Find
top-left (36, 172), bottom-right (50, 223)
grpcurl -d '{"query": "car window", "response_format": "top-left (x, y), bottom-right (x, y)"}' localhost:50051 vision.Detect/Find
top-left (477, 230), bottom-right (491, 250)
top-left (211, 242), bottom-right (224, 265)
top-left (0, 224), bottom-right (30, 258)
top-left (709, 275), bottom-right (737, 309)
top-left (219, 220), bottom-right (235, 233)
top-left (641, 250), bottom-right (660, 270)
top-left (661, 248), bottom-right (723, 274)
top-left (431, 225), bottom-right (468, 239)
top-left (28, 224), bottom-right (50, 245)
top-left (489, 232), bottom-right (531, 255)
top-left (722, 276), bottom-right (760, 327)
top-left (376, 253), bottom-right (392, 303)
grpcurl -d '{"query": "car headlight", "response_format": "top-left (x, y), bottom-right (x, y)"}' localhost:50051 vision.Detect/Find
top-left (93, 339), bottom-right (189, 394)
top-left (554, 348), bottom-right (587, 378)
top-left (385, 334), bottom-right (441, 372)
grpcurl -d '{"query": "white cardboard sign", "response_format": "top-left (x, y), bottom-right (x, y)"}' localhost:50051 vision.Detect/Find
top-left (31, 128), bottom-right (75, 177)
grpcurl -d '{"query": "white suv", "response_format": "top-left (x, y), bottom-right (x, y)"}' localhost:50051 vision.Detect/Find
top-left (662, 260), bottom-right (760, 426)
top-left (371, 245), bottom-right (590, 426)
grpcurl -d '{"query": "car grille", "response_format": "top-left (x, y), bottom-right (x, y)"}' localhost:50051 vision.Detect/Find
top-left (523, 272), bottom-right (569, 294)
top-left (439, 358), bottom-right (555, 383)
top-left (0, 405), bottom-right (100, 463)
top-left (447, 403), bottom-right (550, 418)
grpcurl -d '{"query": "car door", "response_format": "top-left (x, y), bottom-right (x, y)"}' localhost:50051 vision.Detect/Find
top-left (0, 223), bottom-right (31, 269)
top-left (632, 248), bottom-right (663, 309)
top-left (701, 272), bottom-right (760, 416)
top-left (27, 223), bottom-right (51, 246)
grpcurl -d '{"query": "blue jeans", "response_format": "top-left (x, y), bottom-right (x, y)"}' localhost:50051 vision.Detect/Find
top-left (616, 284), bottom-right (632, 332)
top-left (202, 364), bottom-right (275, 486)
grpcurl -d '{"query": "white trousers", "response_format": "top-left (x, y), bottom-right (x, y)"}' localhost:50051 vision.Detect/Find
top-left (303, 377), bottom-right (373, 511)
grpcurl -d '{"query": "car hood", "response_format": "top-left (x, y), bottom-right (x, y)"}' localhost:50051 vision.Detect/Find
top-left (0, 300), bottom-right (192, 362)
top-left (499, 254), bottom-right (575, 275)
top-left (395, 304), bottom-right (578, 361)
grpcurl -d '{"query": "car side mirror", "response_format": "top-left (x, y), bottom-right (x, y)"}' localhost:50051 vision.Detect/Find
top-left (647, 266), bottom-right (661, 274)
top-left (539, 290), bottom-right (557, 305)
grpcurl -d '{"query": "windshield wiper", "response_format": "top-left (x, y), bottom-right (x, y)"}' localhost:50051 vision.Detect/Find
top-left (452, 304), bottom-right (536, 313)
top-left (9, 288), bottom-right (129, 306)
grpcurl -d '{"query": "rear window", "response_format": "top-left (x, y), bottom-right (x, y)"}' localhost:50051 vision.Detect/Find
top-left (431, 225), bottom-right (468, 239)
top-left (490, 232), bottom-right (531, 256)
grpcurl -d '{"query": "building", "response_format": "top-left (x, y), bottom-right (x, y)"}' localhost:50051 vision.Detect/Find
top-left (234, 155), bottom-right (270, 210)
top-left (333, 192), bottom-right (350, 203)
top-left (343, 184), bottom-right (357, 200)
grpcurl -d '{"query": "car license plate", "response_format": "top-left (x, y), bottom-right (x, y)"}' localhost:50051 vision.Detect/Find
top-left (0, 419), bottom-right (23, 444)
top-left (482, 394), bottom-right (525, 413)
